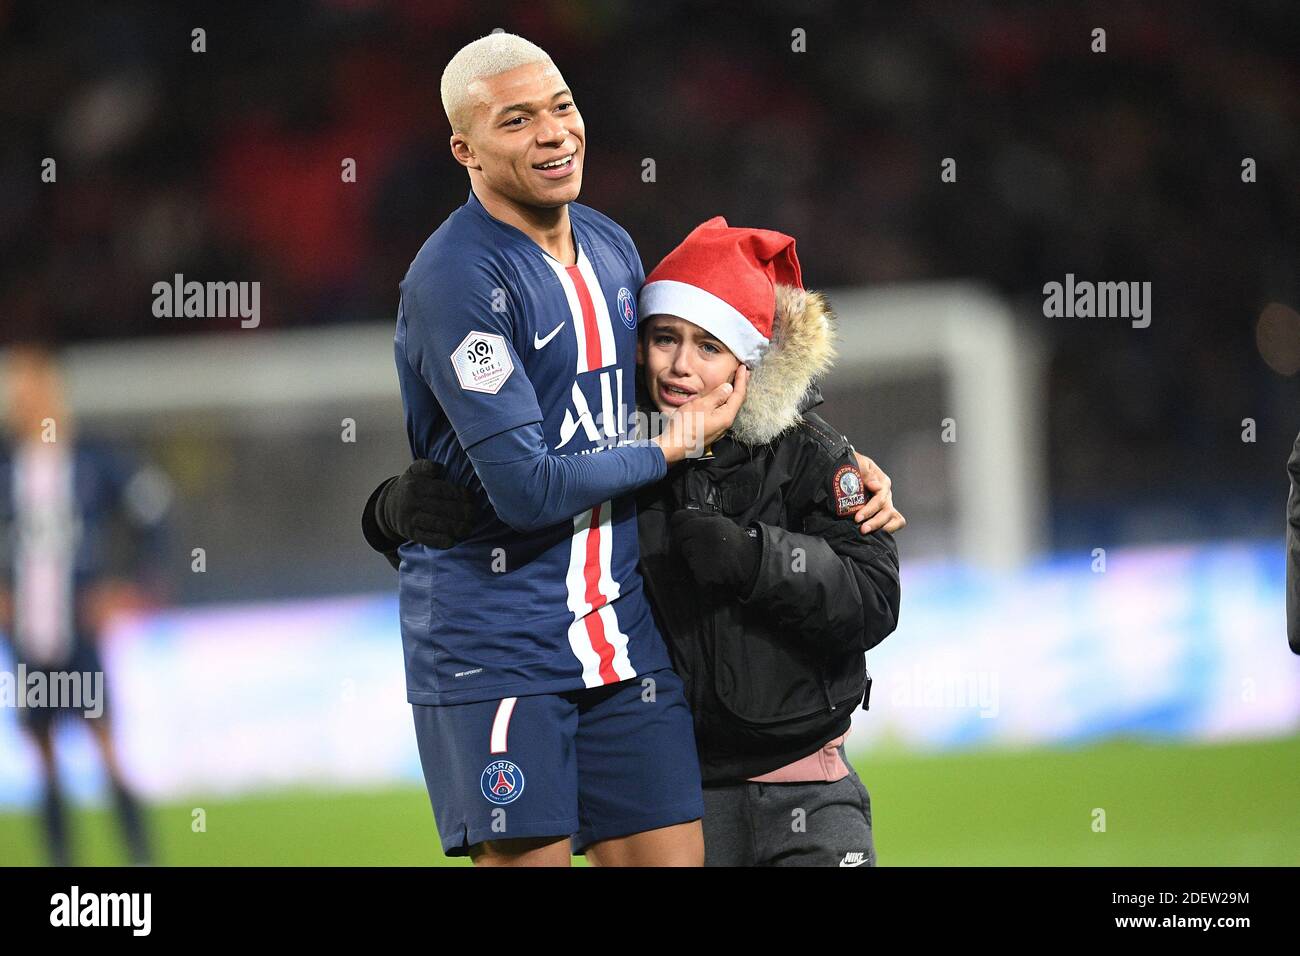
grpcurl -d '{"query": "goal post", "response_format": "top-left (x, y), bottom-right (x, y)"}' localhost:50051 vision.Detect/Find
top-left (822, 281), bottom-right (1048, 568)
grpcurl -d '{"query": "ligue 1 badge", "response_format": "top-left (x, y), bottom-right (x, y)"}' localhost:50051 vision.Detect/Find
top-left (451, 331), bottom-right (514, 394)
top-left (833, 464), bottom-right (866, 517)
top-left (617, 287), bottom-right (637, 329)
top-left (481, 759), bottom-right (525, 805)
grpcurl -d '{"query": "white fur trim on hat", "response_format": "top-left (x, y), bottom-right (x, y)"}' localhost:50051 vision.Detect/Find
top-left (639, 279), bottom-right (769, 366)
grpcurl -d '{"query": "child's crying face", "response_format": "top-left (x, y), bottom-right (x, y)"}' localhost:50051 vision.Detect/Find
top-left (637, 314), bottom-right (742, 414)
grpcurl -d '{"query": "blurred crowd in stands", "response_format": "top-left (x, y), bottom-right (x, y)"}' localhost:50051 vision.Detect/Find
top-left (1, 0), bottom-right (1296, 522)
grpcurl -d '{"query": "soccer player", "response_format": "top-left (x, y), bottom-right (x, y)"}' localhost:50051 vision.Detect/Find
top-left (0, 345), bottom-right (167, 866)
top-left (378, 33), bottom-right (747, 865)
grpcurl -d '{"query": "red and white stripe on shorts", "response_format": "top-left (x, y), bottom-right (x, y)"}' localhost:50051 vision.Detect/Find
top-left (489, 697), bottom-right (517, 754)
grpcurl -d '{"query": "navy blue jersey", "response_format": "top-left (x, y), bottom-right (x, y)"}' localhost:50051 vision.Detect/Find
top-left (395, 190), bottom-right (670, 705)
top-left (0, 439), bottom-right (170, 666)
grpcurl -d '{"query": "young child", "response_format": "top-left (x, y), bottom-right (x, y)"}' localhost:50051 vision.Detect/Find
top-left (363, 218), bottom-right (901, 866)
top-left (631, 217), bottom-right (900, 866)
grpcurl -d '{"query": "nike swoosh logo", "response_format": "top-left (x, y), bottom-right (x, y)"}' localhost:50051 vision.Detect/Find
top-left (534, 322), bottom-right (565, 349)
top-left (839, 856), bottom-right (868, 867)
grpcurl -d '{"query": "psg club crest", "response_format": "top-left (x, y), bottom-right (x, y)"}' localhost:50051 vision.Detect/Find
top-left (480, 759), bottom-right (525, 805)
top-left (833, 464), bottom-right (866, 517)
top-left (616, 287), bottom-right (637, 330)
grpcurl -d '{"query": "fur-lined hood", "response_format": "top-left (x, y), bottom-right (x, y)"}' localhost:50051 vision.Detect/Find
top-left (728, 285), bottom-right (836, 446)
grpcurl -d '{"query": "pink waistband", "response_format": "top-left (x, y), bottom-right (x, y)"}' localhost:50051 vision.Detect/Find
top-left (746, 730), bottom-right (851, 783)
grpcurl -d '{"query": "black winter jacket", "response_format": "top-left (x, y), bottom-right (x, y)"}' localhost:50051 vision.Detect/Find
top-left (636, 386), bottom-right (900, 784)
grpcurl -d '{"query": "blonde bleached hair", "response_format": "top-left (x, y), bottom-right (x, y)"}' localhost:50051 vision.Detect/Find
top-left (440, 33), bottom-right (559, 134)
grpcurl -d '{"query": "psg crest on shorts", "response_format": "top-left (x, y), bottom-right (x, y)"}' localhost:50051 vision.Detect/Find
top-left (617, 287), bottom-right (637, 329)
top-left (480, 759), bottom-right (525, 805)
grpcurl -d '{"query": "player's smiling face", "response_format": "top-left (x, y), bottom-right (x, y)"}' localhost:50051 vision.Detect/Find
top-left (459, 62), bottom-right (584, 210)
top-left (638, 315), bottom-right (742, 414)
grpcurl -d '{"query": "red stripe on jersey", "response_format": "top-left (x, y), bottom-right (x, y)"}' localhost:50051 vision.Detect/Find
top-left (566, 264), bottom-right (603, 371)
top-left (581, 503), bottom-right (619, 684)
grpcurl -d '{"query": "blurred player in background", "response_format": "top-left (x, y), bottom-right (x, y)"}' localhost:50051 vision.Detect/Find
top-left (0, 345), bottom-right (171, 865)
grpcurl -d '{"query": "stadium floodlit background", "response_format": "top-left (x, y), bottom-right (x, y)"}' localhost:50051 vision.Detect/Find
top-left (1, 1), bottom-right (1298, 865)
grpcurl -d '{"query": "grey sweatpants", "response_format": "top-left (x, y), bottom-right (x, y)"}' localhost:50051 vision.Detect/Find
top-left (701, 748), bottom-right (876, 867)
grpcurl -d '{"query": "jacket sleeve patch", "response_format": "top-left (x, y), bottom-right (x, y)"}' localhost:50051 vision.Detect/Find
top-left (831, 463), bottom-right (866, 517)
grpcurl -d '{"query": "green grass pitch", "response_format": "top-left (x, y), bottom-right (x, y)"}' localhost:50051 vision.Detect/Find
top-left (2, 735), bottom-right (1297, 866)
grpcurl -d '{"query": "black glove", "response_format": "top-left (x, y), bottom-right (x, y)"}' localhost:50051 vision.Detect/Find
top-left (669, 508), bottom-right (762, 596)
top-left (371, 459), bottom-right (476, 550)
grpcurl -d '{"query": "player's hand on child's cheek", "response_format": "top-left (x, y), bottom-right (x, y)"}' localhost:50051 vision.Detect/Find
top-left (852, 452), bottom-right (906, 535)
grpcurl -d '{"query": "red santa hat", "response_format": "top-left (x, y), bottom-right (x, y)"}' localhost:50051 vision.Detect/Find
top-left (639, 216), bottom-right (803, 367)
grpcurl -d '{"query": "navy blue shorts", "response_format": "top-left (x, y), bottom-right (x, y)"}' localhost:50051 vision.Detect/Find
top-left (412, 668), bottom-right (703, 856)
